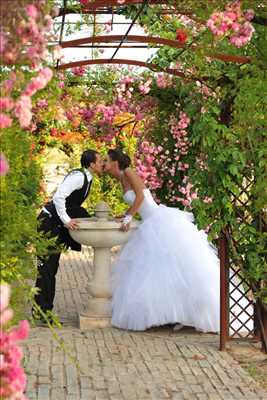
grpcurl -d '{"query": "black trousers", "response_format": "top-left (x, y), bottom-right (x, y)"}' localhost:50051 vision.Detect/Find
top-left (34, 207), bottom-right (89, 313)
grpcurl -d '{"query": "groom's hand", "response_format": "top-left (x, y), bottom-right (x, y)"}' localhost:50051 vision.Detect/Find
top-left (66, 219), bottom-right (79, 230)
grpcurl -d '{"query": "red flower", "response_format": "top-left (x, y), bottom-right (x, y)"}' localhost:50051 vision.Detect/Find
top-left (50, 128), bottom-right (58, 137)
top-left (176, 29), bottom-right (187, 44)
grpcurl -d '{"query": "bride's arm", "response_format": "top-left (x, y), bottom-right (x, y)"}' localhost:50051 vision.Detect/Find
top-left (123, 167), bottom-right (145, 217)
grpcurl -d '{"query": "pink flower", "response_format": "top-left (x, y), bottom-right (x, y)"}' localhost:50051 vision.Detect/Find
top-left (24, 67), bottom-right (53, 96)
top-left (138, 79), bottom-right (151, 95)
top-left (156, 73), bottom-right (173, 89)
top-left (71, 66), bottom-right (87, 76)
top-left (10, 320), bottom-right (30, 341)
top-left (25, 4), bottom-right (38, 19)
top-left (104, 20), bottom-right (112, 33)
top-left (0, 284), bottom-right (30, 399)
top-left (36, 99), bottom-right (48, 108)
top-left (0, 113), bottom-right (12, 129)
top-left (203, 196), bottom-right (213, 204)
top-left (244, 9), bottom-right (255, 21)
top-left (0, 97), bottom-right (13, 111)
top-left (14, 96), bottom-right (32, 128)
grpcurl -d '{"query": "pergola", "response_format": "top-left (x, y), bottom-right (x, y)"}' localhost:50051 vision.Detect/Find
top-left (54, 0), bottom-right (250, 74)
top-left (53, 0), bottom-right (266, 352)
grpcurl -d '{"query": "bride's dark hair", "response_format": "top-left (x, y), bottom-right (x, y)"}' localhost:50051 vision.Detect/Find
top-left (108, 148), bottom-right (131, 170)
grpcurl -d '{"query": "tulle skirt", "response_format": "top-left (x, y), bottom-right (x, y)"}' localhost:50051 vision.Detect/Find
top-left (111, 205), bottom-right (222, 332)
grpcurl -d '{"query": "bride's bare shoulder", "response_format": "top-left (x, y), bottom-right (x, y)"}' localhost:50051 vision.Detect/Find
top-left (124, 168), bottom-right (145, 189)
top-left (124, 167), bottom-right (140, 181)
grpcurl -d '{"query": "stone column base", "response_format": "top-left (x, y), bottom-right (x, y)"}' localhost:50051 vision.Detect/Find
top-left (79, 314), bottom-right (111, 330)
top-left (79, 297), bottom-right (112, 329)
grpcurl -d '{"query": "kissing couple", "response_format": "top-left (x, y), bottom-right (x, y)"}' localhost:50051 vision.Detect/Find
top-left (33, 148), bottom-right (249, 333)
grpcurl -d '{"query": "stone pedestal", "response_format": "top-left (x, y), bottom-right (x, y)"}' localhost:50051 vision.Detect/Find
top-left (68, 201), bottom-right (139, 330)
top-left (79, 247), bottom-right (112, 329)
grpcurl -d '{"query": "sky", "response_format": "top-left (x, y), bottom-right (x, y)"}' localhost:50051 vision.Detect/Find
top-left (53, 13), bottom-right (158, 65)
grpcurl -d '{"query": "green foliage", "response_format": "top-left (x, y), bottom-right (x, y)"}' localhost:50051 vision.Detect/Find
top-left (0, 125), bottom-right (49, 322)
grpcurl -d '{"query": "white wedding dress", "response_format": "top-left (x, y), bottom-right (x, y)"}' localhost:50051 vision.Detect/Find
top-left (111, 189), bottom-right (253, 333)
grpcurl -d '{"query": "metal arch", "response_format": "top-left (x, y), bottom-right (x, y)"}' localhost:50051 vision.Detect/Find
top-left (59, 35), bottom-right (251, 64)
top-left (57, 58), bottom-right (186, 77)
top-left (58, 0), bottom-right (176, 15)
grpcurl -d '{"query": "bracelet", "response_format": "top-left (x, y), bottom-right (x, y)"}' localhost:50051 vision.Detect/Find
top-left (122, 214), bottom-right (132, 225)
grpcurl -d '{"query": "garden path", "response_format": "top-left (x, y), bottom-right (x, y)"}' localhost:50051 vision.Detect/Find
top-left (23, 249), bottom-right (267, 400)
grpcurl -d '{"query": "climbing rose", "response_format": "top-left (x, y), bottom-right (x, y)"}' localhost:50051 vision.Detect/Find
top-left (176, 29), bottom-right (187, 44)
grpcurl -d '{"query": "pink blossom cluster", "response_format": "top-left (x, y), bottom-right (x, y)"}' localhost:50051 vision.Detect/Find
top-left (24, 68), bottom-right (53, 97)
top-left (0, 113), bottom-right (13, 130)
top-left (116, 76), bottom-right (136, 102)
top-left (138, 78), bottom-right (152, 95)
top-left (96, 104), bottom-right (118, 125)
top-left (80, 108), bottom-right (95, 122)
top-left (1, 3), bottom-right (52, 67)
top-left (0, 153), bottom-right (10, 176)
top-left (0, 96), bottom-right (14, 129)
top-left (195, 81), bottom-right (214, 99)
top-left (0, 283), bottom-right (30, 400)
top-left (1, 2), bottom-right (53, 130)
top-left (71, 66), bottom-right (87, 76)
top-left (207, 1), bottom-right (255, 47)
top-left (155, 73), bottom-right (173, 89)
top-left (203, 196), bottom-right (213, 204)
top-left (176, 179), bottom-right (198, 207)
top-left (169, 112), bottom-right (191, 157)
top-left (14, 96), bottom-right (33, 129)
top-left (135, 141), bottom-right (162, 190)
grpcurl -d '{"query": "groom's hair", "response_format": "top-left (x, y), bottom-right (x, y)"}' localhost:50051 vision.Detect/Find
top-left (81, 149), bottom-right (98, 168)
top-left (108, 148), bottom-right (131, 170)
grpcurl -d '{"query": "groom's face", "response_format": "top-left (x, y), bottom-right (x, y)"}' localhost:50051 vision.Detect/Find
top-left (90, 154), bottom-right (104, 175)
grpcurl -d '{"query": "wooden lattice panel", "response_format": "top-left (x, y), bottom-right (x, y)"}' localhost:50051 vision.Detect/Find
top-left (229, 266), bottom-right (255, 338)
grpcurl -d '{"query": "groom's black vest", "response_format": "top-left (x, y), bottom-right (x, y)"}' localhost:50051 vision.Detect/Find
top-left (44, 168), bottom-right (91, 223)
top-left (41, 169), bottom-right (91, 251)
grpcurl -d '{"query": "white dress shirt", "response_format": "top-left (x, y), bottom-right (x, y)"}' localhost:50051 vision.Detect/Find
top-left (53, 169), bottom-right (92, 225)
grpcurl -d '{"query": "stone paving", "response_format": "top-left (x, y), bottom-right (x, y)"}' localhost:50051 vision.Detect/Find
top-left (23, 249), bottom-right (267, 400)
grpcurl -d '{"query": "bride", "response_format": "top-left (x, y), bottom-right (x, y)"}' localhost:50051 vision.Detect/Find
top-left (104, 148), bottom-right (250, 333)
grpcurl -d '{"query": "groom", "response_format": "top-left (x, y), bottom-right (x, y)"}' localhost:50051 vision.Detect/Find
top-left (33, 149), bottom-right (103, 324)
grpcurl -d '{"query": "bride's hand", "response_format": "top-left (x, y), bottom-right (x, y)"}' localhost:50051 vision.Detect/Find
top-left (120, 214), bottom-right (132, 232)
top-left (120, 222), bottom-right (130, 232)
